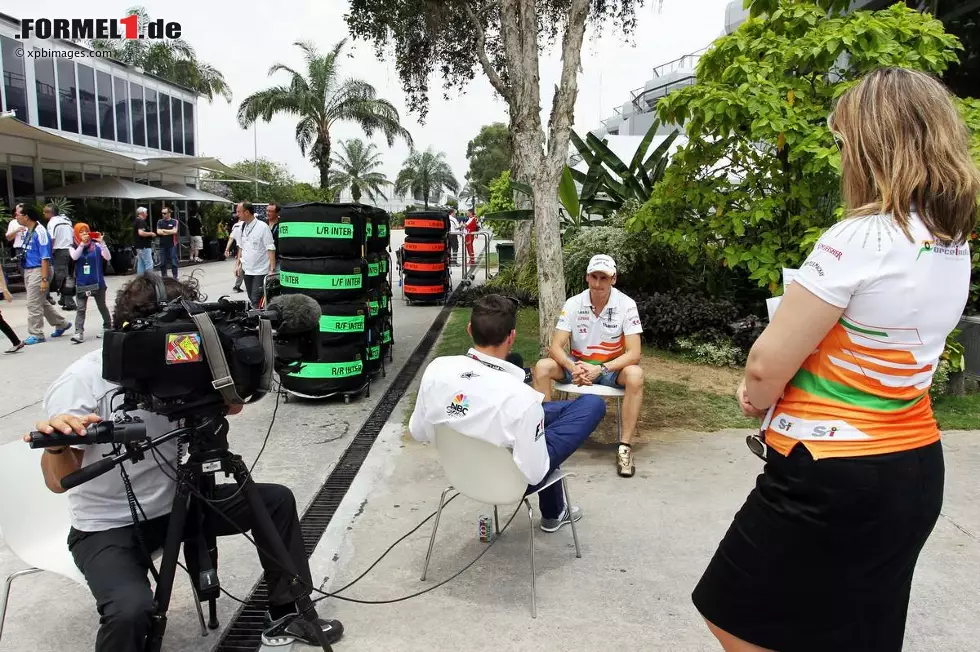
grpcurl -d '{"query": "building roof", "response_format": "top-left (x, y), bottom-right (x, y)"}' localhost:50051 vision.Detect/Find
top-left (0, 12), bottom-right (200, 97)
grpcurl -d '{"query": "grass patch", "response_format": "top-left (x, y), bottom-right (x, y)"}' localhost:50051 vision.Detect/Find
top-left (646, 380), bottom-right (757, 431)
top-left (434, 307), bottom-right (540, 362)
top-left (934, 392), bottom-right (980, 430)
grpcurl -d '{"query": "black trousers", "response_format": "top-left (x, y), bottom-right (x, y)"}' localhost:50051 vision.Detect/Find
top-left (68, 483), bottom-right (311, 652)
top-left (51, 249), bottom-right (76, 308)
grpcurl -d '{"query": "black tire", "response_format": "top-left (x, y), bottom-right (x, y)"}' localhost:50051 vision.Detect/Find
top-left (279, 203), bottom-right (367, 258)
top-left (280, 342), bottom-right (365, 395)
top-left (404, 273), bottom-right (448, 302)
top-left (402, 258), bottom-right (446, 278)
top-left (279, 256), bottom-right (368, 301)
top-left (366, 253), bottom-right (386, 291)
top-left (404, 211), bottom-right (450, 238)
top-left (366, 208), bottom-right (391, 254)
top-left (317, 300), bottom-right (371, 346)
top-left (364, 323), bottom-right (383, 374)
top-left (403, 236), bottom-right (446, 257)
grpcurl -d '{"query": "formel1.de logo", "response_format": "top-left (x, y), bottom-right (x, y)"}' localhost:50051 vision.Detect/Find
top-left (17, 16), bottom-right (181, 40)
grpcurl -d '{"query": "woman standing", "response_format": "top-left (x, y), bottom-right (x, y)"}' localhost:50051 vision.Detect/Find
top-left (0, 269), bottom-right (24, 353)
top-left (693, 68), bottom-right (980, 652)
top-left (69, 223), bottom-right (112, 344)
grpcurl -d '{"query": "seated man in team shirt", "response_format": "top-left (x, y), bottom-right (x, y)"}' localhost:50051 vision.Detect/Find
top-left (533, 254), bottom-right (644, 477)
top-left (410, 295), bottom-right (606, 532)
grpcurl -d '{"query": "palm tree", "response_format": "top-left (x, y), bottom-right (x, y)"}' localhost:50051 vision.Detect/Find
top-left (330, 138), bottom-right (390, 203)
top-left (236, 39), bottom-right (412, 190)
top-left (395, 148), bottom-right (459, 210)
top-left (85, 7), bottom-right (231, 102)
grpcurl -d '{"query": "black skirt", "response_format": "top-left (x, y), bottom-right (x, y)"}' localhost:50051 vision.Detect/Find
top-left (692, 440), bottom-right (944, 652)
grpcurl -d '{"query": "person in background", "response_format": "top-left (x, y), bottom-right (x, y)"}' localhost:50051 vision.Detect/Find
top-left (133, 207), bottom-right (156, 275)
top-left (45, 204), bottom-right (76, 311)
top-left (266, 202), bottom-right (281, 270)
top-left (0, 266), bottom-right (24, 353)
top-left (6, 202), bottom-right (27, 260)
top-left (533, 254), bottom-right (645, 477)
top-left (18, 206), bottom-right (71, 345)
top-left (447, 208), bottom-right (459, 265)
top-left (188, 203), bottom-right (204, 263)
top-left (224, 218), bottom-right (245, 293)
top-left (156, 207), bottom-right (179, 279)
top-left (464, 208), bottom-right (479, 266)
top-left (68, 223), bottom-right (112, 344)
top-left (692, 68), bottom-right (980, 652)
top-left (236, 201), bottom-right (276, 308)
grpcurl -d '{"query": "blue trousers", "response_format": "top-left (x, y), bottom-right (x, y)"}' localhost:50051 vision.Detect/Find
top-left (135, 248), bottom-right (153, 275)
top-left (160, 246), bottom-right (178, 278)
top-left (527, 395), bottom-right (606, 519)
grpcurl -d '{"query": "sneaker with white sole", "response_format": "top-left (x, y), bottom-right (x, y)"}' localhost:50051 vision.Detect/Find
top-left (617, 444), bottom-right (635, 477)
top-left (261, 611), bottom-right (344, 647)
top-left (70, 333), bottom-right (84, 344)
top-left (540, 505), bottom-right (582, 533)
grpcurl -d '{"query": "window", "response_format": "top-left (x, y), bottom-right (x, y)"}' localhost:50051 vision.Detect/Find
top-left (130, 83), bottom-right (145, 146)
top-left (183, 101), bottom-right (195, 155)
top-left (171, 96), bottom-right (184, 154)
top-left (145, 89), bottom-right (159, 149)
top-left (97, 71), bottom-right (115, 140)
top-left (1, 37), bottom-right (28, 121)
top-left (159, 92), bottom-right (172, 151)
top-left (113, 77), bottom-right (130, 143)
top-left (77, 64), bottom-right (97, 137)
top-left (56, 59), bottom-right (78, 133)
top-left (43, 168), bottom-right (63, 192)
top-left (64, 170), bottom-right (82, 185)
top-left (11, 165), bottom-right (34, 201)
top-left (34, 57), bottom-right (57, 128)
top-left (0, 169), bottom-right (9, 209)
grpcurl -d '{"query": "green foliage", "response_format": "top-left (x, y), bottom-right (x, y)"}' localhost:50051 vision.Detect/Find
top-left (35, 197), bottom-right (73, 217)
top-left (942, 329), bottom-right (967, 373)
top-left (237, 39), bottom-right (412, 189)
top-left (569, 120), bottom-right (679, 215)
top-left (635, 2), bottom-right (963, 293)
top-left (959, 98), bottom-right (980, 169)
top-left (201, 203), bottom-right (228, 239)
top-left (744, 0), bottom-right (849, 17)
top-left (674, 336), bottom-right (746, 368)
top-left (205, 159), bottom-right (334, 206)
top-left (478, 170), bottom-right (517, 239)
top-left (455, 283), bottom-right (538, 308)
top-left (931, 358), bottom-right (951, 401)
top-left (330, 138), bottom-right (391, 203)
top-left (487, 257), bottom-right (539, 296)
top-left (77, 200), bottom-right (130, 246)
top-left (465, 123), bottom-right (512, 203)
top-left (632, 291), bottom-right (741, 347)
top-left (395, 148), bottom-right (459, 209)
top-left (390, 211), bottom-right (405, 228)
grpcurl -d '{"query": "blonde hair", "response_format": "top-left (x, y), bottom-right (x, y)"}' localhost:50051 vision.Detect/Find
top-left (829, 67), bottom-right (980, 243)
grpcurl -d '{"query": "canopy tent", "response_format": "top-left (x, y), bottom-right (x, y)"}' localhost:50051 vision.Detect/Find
top-left (34, 177), bottom-right (187, 200)
top-left (156, 183), bottom-right (232, 203)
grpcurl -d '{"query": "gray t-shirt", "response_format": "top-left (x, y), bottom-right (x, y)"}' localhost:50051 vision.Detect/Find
top-left (43, 350), bottom-right (179, 532)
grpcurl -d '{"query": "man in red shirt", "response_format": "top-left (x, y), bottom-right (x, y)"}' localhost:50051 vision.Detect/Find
top-left (464, 208), bottom-right (479, 265)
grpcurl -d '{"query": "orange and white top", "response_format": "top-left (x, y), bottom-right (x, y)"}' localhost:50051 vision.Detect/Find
top-left (556, 288), bottom-right (643, 364)
top-left (765, 212), bottom-right (970, 459)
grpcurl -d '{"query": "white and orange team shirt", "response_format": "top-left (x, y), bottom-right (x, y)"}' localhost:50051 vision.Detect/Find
top-left (765, 212), bottom-right (970, 460)
top-left (555, 288), bottom-right (643, 364)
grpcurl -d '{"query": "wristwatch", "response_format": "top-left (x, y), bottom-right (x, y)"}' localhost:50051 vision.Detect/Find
top-left (599, 364), bottom-right (609, 375)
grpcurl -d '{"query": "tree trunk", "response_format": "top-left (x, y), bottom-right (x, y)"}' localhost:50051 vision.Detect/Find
top-left (531, 176), bottom-right (565, 353)
top-left (511, 160), bottom-right (533, 266)
top-left (352, 184), bottom-right (361, 203)
top-left (318, 137), bottom-right (332, 190)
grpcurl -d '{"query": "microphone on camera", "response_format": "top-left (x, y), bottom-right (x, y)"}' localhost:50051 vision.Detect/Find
top-left (505, 353), bottom-right (533, 385)
top-left (261, 294), bottom-right (321, 334)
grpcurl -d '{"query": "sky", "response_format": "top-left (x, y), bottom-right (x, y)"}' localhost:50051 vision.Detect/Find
top-left (5, 0), bottom-right (735, 189)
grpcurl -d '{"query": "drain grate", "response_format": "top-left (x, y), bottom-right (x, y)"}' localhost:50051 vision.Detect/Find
top-left (214, 282), bottom-right (465, 652)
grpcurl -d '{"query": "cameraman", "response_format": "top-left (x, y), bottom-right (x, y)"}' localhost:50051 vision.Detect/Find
top-left (27, 274), bottom-right (343, 651)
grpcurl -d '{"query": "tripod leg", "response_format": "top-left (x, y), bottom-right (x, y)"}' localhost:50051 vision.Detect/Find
top-left (188, 581), bottom-right (208, 637)
top-left (145, 489), bottom-right (193, 652)
top-left (230, 460), bottom-right (333, 652)
top-left (208, 599), bottom-right (219, 630)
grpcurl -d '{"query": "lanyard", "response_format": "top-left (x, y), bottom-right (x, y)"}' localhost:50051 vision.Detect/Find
top-left (468, 353), bottom-right (505, 372)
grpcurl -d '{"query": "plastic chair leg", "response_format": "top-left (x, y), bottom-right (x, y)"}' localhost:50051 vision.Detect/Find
top-left (421, 486), bottom-right (454, 581)
top-left (526, 498), bottom-right (536, 618)
top-left (562, 477), bottom-right (582, 559)
top-left (0, 567), bottom-right (42, 642)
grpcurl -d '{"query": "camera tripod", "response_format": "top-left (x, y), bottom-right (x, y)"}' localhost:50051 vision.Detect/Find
top-left (56, 411), bottom-right (335, 652)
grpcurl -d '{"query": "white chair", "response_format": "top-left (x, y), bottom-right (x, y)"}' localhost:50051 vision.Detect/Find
top-left (0, 441), bottom-right (208, 644)
top-left (420, 425), bottom-right (582, 618)
top-left (553, 382), bottom-right (626, 441)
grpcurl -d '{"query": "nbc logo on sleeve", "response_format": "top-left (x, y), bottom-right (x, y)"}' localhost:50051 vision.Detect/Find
top-left (446, 393), bottom-right (470, 417)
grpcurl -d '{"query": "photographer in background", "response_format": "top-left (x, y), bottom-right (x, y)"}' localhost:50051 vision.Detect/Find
top-left (27, 274), bottom-right (343, 651)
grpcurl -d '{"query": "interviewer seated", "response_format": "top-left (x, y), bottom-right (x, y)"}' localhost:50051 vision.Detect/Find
top-left (25, 274), bottom-right (343, 652)
top-left (410, 294), bottom-right (606, 531)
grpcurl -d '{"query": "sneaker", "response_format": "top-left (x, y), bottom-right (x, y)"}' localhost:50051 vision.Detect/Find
top-left (51, 322), bottom-right (72, 338)
top-left (5, 342), bottom-right (24, 353)
top-left (233, 286), bottom-right (243, 293)
top-left (540, 505), bottom-right (582, 533)
top-left (617, 444), bottom-right (635, 477)
top-left (261, 612), bottom-right (344, 647)
top-left (70, 333), bottom-right (84, 344)
top-left (23, 335), bottom-right (45, 345)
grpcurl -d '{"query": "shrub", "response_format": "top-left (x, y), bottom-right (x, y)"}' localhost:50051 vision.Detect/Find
top-left (390, 211), bottom-right (405, 228)
top-left (727, 315), bottom-right (767, 356)
top-left (675, 336), bottom-right (746, 367)
top-left (931, 358), bottom-right (951, 401)
top-left (456, 283), bottom-right (538, 307)
top-left (633, 290), bottom-right (740, 347)
top-left (486, 257), bottom-right (538, 296)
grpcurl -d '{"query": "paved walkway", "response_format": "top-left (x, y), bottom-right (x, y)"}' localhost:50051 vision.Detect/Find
top-left (0, 232), bottom-right (495, 652)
